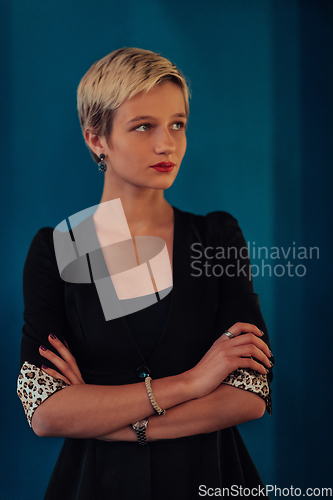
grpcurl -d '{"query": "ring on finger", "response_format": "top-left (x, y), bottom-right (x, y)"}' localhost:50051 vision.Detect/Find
top-left (223, 330), bottom-right (235, 339)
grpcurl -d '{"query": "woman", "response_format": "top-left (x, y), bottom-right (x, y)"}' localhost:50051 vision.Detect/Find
top-left (18, 48), bottom-right (273, 499)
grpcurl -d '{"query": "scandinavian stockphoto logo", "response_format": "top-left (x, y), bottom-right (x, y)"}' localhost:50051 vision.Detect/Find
top-left (190, 242), bottom-right (319, 279)
top-left (53, 199), bottom-right (172, 321)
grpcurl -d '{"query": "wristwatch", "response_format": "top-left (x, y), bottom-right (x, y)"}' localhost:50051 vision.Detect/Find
top-left (131, 418), bottom-right (148, 445)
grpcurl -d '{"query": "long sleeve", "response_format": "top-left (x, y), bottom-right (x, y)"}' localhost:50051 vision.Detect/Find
top-left (206, 211), bottom-right (273, 414)
top-left (17, 228), bottom-right (70, 426)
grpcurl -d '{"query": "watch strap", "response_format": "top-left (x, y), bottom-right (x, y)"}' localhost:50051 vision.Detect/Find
top-left (132, 419), bottom-right (148, 445)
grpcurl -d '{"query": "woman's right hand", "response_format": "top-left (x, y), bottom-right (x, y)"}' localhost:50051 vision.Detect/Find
top-left (39, 334), bottom-right (85, 385)
top-left (188, 322), bottom-right (272, 399)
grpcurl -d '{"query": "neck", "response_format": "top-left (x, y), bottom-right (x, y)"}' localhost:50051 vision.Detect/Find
top-left (94, 177), bottom-right (173, 233)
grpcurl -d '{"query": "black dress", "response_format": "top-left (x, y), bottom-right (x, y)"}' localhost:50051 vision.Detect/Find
top-left (19, 206), bottom-right (273, 500)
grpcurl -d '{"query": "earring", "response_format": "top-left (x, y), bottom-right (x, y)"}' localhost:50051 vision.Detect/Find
top-left (98, 153), bottom-right (107, 173)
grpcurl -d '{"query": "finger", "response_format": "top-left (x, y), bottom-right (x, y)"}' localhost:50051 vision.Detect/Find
top-left (47, 334), bottom-right (85, 383)
top-left (227, 322), bottom-right (263, 338)
top-left (230, 333), bottom-right (272, 359)
top-left (236, 356), bottom-right (271, 376)
top-left (41, 365), bottom-right (71, 385)
top-left (39, 345), bottom-right (82, 385)
top-left (219, 326), bottom-right (272, 360)
top-left (231, 344), bottom-right (272, 370)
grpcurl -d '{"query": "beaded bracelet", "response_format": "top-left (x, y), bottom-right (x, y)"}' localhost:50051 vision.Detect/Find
top-left (145, 376), bottom-right (166, 416)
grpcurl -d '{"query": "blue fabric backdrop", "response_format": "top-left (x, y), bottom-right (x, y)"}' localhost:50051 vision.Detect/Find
top-left (1, 0), bottom-right (332, 498)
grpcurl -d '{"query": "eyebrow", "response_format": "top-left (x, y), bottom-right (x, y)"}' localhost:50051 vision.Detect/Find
top-left (127, 113), bottom-right (187, 124)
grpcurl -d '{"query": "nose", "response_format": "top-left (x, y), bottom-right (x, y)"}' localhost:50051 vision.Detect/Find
top-left (154, 127), bottom-right (176, 156)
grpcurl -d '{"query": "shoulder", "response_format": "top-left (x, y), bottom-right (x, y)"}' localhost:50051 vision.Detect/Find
top-left (26, 227), bottom-right (55, 259)
top-left (173, 206), bottom-right (241, 241)
top-left (29, 226), bottom-right (55, 243)
top-left (173, 205), bottom-right (238, 225)
top-left (205, 210), bottom-right (239, 229)
top-left (24, 227), bottom-right (57, 278)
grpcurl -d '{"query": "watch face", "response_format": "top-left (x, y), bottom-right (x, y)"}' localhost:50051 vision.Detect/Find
top-left (133, 419), bottom-right (148, 429)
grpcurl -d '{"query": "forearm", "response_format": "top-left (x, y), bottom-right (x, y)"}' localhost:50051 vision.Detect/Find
top-left (97, 384), bottom-right (266, 442)
top-left (32, 372), bottom-right (195, 438)
top-left (148, 384), bottom-right (266, 440)
top-left (32, 323), bottom-right (271, 439)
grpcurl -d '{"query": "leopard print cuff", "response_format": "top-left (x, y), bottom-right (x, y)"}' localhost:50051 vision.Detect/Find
top-left (17, 362), bottom-right (70, 427)
top-left (222, 368), bottom-right (272, 415)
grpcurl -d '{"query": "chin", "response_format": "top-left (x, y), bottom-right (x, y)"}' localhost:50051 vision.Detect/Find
top-left (135, 173), bottom-right (176, 191)
top-left (150, 178), bottom-right (177, 190)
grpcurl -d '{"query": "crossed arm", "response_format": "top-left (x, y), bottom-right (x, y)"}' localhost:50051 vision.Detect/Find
top-left (97, 384), bottom-right (267, 443)
top-left (30, 322), bottom-right (272, 441)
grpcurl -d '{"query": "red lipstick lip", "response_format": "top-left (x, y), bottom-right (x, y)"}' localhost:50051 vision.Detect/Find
top-left (150, 162), bottom-right (176, 168)
top-left (150, 161), bottom-right (176, 173)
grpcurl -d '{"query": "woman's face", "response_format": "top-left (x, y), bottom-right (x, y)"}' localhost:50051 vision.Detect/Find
top-left (101, 81), bottom-right (187, 191)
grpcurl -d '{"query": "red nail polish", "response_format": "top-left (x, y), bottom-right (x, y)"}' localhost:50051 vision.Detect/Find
top-left (50, 333), bottom-right (57, 340)
top-left (40, 345), bottom-right (47, 351)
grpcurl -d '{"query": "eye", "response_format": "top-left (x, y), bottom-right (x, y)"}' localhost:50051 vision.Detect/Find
top-left (172, 122), bottom-right (186, 131)
top-left (135, 123), bottom-right (151, 132)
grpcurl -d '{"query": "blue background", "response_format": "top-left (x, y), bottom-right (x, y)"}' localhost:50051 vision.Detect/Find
top-left (1, 0), bottom-right (332, 498)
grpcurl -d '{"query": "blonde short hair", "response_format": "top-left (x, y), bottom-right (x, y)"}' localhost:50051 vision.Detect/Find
top-left (77, 47), bottom-right (190, 163)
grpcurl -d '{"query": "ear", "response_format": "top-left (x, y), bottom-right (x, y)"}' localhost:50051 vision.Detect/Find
top-left (84, 130), bottom-right (107, 158)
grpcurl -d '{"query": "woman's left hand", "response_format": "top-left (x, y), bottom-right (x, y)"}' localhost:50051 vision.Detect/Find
top-left (39, 334), bottom-right (85, 385)
top-left (39, 334), bottom-right (135, 442)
